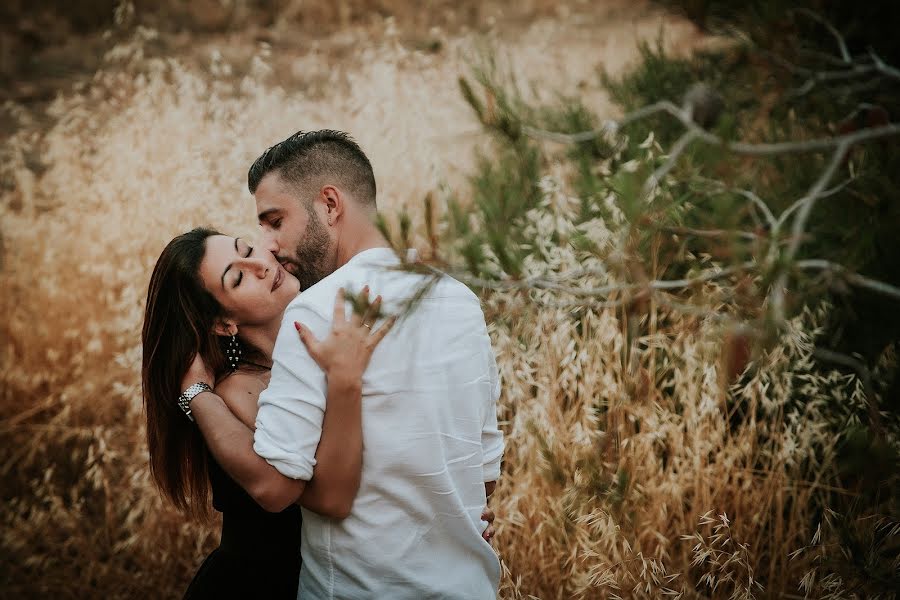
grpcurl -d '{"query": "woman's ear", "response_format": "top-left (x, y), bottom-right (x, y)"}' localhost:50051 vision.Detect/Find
top-left (213, 318), bottom-right (237, 338)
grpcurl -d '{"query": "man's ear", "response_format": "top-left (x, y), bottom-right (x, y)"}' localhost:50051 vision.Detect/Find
top-left (213, 318), bottom-right (237, 338)
top-left (321, 185), bottom-right (345, 226)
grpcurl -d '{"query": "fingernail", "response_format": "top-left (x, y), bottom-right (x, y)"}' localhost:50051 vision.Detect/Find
top-left (294, 322), bottom-right (301, 331)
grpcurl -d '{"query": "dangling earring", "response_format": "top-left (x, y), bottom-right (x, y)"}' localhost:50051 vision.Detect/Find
top-left (227, 334), bottom-right (242, 371)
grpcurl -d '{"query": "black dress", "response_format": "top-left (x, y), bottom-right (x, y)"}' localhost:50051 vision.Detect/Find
top-left (183, 456), bottom-right (303, 599)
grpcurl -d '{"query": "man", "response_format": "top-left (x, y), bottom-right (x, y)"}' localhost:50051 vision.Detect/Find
top-left (195, 130), bottom-right (503, 599)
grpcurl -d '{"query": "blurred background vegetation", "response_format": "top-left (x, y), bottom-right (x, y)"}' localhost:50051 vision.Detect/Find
top-left (2, 0), bottom-right (898, 598)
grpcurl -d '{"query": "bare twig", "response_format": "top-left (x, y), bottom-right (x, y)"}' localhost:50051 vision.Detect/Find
top-left (783, 145), bottom-right (848, 264)
top-left (656, 225), bottom-right (760, 242)
top-left (524, 102), bottom-right (900, 157)
top-left (795, 259), bottom-right (900, 302)
top-left (440, 262), bottom-right (755, 299)
top-left (643, 129), bottom-right (699, 196)
top-left (774, 178), bottom-right (855, 231)
top-left (797, 47), bottom-right (855, 68)
top-left (734, 189), bottom-right (776, 231)
top-left (869, 49), bottom-right (900, 81)
top-left (786, 65), bottom-right (883, 99)
top-left (794, 8), bottom-right (851, 63)
top-left (769, 143), bottom-right (849, 320)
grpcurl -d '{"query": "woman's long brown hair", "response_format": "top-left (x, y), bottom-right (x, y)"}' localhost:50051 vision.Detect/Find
top-left (141, 227), bottom-right (230, 517)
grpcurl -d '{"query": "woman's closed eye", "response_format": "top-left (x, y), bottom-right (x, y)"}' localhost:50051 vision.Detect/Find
top-left (233, 245), bottom-right (254, 288)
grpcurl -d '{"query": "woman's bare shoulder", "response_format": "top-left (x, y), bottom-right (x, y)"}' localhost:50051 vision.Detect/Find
top-left (214, 371), bottom-right (266, 402)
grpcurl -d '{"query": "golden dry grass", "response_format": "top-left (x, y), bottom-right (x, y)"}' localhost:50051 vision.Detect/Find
top-left (2, 3), bottom-right (888, 598)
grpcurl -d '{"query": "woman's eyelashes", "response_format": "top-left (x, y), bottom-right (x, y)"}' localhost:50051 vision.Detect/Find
top-left (234, 246), bottom-right (253, 288)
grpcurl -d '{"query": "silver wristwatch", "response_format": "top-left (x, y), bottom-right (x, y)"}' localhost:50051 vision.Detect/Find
top-left (177, 382), bottom-right (212, 423)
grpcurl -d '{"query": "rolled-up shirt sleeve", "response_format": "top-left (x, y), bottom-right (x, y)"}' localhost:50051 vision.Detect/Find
top-left (253, 302), bottom-right (330, 481)
top-left (481, 337), bottom-right (504, 482)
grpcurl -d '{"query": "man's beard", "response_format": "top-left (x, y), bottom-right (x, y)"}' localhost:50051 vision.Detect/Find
top-left (283, 208), bottom-right (334, 291)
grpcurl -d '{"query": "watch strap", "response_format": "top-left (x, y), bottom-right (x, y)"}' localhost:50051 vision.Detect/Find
top-left (177, 382), bottom-right (213, 423)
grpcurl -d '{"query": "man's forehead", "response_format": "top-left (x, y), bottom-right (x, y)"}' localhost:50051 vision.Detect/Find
top-left (255, 173), bottom-right (296, 211)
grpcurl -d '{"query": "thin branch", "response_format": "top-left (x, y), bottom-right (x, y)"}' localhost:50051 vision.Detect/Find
top-left (734, 189), bottom-right (776, 230)
top-left (712, 123), bottom-right (899, 155)
top-left (769, 144), bottom-right (848, 320)
top-left (643, 129), bottom-right (699, 196)
top-left (648, 262), bottom-right (755, 291)
top-left (688, 178), bottom-right (778, 231)
top-left (656, 225), bottom-right (760, 242)
top-left (523, 101), bottom-right (900, 157)
top-left (794, 8), bottom-right (851, 63)
top-left (783, 144), bottom-right (848, 264)
top-left (869, 49), bottom-right (900, 81)
top-left (774, 178), bottom-right (855, 231)
top-left (795, 259), bottom-right (900, 301)
top-left (797, 47), bottom-right (855, 68)
top-left (444, 262), bottom-right (756, 298)
top-left (787, 64), bottom-right (880, 99)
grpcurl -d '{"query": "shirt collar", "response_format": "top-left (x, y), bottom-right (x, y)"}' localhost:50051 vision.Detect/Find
top-left (344, 246), bottom-right (399, 268)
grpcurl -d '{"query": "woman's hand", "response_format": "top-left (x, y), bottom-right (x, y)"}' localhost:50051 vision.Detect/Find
top-left (294, 287), bottom-right (395, 385)
top-left (481, 506), bottom-right (496, 544)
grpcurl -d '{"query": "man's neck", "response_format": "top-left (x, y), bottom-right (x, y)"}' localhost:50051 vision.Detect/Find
top-left (335, 222), bottom-right (391, 269)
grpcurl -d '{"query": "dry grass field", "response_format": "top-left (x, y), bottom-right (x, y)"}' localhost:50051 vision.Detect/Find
top-left (2, 1), bottom-right (894, 598)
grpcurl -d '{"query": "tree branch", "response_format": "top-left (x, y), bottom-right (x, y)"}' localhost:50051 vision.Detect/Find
top-left (656, 225), bottom-right (760, 241)
top-left (445, 262), bottom-right (756, 298)
top-left (794, 8), bottom-right (851, 63)
top-left (643, 129), bottom-right (699, 196)
top-left (523, 102), bottom-right (900, 157)
top-left (795, 259), bottom-right (900, 302)
top-left (769, 143), bottom-right (848, 320)
top-left (869, 49), bottom-right (900, 81)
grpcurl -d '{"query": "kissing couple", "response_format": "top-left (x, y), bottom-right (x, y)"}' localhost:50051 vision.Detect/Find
top-left (142, 129), bottom-right (505, 599)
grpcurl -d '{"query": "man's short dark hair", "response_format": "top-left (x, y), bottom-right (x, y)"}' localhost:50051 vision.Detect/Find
top-left (248, 129), bottom-right (376, 207)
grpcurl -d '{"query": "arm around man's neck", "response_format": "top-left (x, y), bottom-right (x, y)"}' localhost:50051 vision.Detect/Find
top-left (191, 390), bottom-right (306, 512)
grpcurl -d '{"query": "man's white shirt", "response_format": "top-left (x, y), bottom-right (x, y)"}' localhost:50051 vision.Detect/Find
top-left (254, 247), bottom-right (504, 599)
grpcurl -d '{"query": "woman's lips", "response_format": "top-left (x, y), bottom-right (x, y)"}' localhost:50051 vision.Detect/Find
top-left (271, 265), bottom-right (283, 292)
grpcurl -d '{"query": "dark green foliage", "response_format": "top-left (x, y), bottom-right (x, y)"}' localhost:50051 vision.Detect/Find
top-left (442, 7), bottom-right (899, 593)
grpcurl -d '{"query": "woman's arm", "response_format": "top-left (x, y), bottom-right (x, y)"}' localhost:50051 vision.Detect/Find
top-left (190, 389), bottom-right (304, 513)
top-left (208, 372), bottom-right (362, 518)
top-left (295, 373), bottom-right (362, 517)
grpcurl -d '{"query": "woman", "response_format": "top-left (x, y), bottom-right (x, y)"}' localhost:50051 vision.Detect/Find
top-left (142, 228), bottom-right (494, 598)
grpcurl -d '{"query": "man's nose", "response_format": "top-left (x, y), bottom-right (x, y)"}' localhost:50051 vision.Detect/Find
top-left (259, 229), bottom-right (279, 254)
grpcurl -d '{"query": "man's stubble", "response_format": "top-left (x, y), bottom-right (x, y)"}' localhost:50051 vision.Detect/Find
top-left (286, 204), bottom-right (334, 291)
